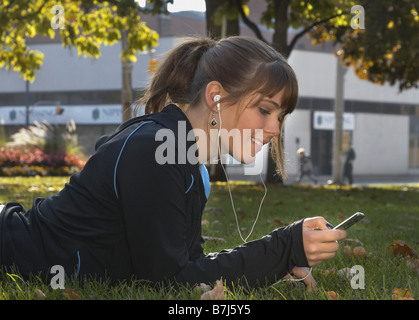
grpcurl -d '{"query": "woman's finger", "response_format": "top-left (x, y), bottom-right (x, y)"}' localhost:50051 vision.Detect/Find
top-left (304, 227), bottom-right (347, 243)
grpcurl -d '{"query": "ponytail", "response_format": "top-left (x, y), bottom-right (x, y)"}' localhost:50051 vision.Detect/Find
top-left (136, 38), bottom-right (216, 114)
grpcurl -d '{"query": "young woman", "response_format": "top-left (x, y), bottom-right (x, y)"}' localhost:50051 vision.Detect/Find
top-left (0, 36), bottom-right (346, 288)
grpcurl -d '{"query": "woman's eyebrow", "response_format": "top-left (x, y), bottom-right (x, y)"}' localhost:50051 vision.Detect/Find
top-left (262, 98), bottom-right (280, 109)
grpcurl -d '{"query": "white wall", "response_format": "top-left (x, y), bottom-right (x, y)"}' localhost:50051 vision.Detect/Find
top-left (0, 37), bottom-right (181, 93)
top-left (283, 110), bottom-right (311, 176)
top-left (352, 113), bottom-right (409, 175)
top-left (288, 50), bottom-right (419, 104)
top-left (288, 51), bottom-right (337, 99)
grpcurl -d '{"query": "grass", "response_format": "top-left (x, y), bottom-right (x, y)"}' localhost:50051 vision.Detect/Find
top-left (0, 176), bottom-right (418, 300)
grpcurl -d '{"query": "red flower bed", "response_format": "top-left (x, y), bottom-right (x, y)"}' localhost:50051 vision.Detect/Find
top-left (0, 147), bottom-right (86, 176)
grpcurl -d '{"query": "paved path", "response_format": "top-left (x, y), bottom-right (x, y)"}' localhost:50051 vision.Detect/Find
top-left (283, 174), bottom-right (419, 186)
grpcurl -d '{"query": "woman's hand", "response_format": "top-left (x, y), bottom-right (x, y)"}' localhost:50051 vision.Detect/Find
top-left (302, 216), bottom-right (347, 266)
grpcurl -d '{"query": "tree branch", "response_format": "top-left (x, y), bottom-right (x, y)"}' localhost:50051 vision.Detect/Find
top-left (234, 0), bottom-right (268, 44)
top-left (287, 10), bottom-right (351, 54)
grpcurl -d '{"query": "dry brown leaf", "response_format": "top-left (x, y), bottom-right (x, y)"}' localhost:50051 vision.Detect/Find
top-left (344, 245), bottom-right (352, 256)
top-left (389, 240), bottom-right (418, 258)
top-left (405, 257), bottom-right (419, 274)
top-left (338, 213), bottom-right (346, 221)
top-left (34, 288), bottom-right (46, 300)
top-left (352, 246), bottom-right (367, 258)
top-left (392, 288), bottom-right (415, 300)
top-left (62, 288), bottom-right (81, 300)
top-left (200, 280), bottom-right (225, 300)
top-left (272, 219), bottom-right (284, 227)
top-left (318, 268), bottom-right (336, 277)
top-left (344, 245), bottom-right (371, 258)
top-left (202, 236), bottom-right (226, 243)
top-left (327, 291), bottom-right (341, 300)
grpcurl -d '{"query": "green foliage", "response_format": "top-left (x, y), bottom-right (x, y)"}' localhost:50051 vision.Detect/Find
top-left (225, 0), bottom-right (418, 91)
top-left (7, 120), bottom-right (80, 155)
top-left (309, 0), bottom-right (419, 91)
top-left (0, 0), bottom-right (158, 82)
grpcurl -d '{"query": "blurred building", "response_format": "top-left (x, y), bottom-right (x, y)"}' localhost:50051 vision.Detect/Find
top-left (0, 1), bottom-right (418, 180)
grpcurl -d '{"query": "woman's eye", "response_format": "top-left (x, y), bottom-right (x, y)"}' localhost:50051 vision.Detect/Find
top-left (258, 107), bottom-right (270, 115)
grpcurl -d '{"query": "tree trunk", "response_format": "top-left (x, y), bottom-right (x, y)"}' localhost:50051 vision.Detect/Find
top-left (121, 30), bottom-right (133, 123)
top-left (265, 0), bottom-right (291, 183)
top-left (205, 0), bottom-right (239, 39)
top-left (272, 0), bottom-right (291, 57)
top-left (332, 56), bottom-right (346, 184)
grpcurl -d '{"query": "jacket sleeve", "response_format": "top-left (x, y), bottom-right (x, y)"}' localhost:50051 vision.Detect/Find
top-left (116, 134), bottom-right (308, 287)
top-left (174, 220), bottom-right (309, 287)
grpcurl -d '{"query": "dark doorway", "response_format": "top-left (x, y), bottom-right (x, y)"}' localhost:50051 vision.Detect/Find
top-left (311, 130), bottom-right (333, 175)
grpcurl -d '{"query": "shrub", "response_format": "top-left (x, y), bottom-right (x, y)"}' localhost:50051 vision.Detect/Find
top-left (0, 120), bottom-right (86, 176)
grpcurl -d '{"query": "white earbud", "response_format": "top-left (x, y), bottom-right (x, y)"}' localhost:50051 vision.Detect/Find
top-left (214, 95), bottom-right (221, 102)
top-left (214, 95), bottom-right (221, 112)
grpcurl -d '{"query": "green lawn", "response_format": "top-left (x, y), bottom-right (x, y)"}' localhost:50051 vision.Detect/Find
top-left (0, 176), bottom-right (418, 300)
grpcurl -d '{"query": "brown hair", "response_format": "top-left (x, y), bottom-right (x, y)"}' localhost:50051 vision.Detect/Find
top-left (136, 36), bottom-right (298, 178)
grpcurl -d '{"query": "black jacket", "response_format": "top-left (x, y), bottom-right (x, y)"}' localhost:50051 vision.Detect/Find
top-left (0, 104), bottom-right (308, 287)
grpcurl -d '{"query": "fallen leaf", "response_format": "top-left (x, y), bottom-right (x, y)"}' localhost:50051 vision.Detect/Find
top-left (236, 208), bottom-right (246, 219)
top-left (272, 219), bottom-right (284, 227)
top-left (62, 288), bottom-right (81, 300)
top-left (344, 245), bottom-right (352, 256)
top-left (352, 246), bottom-right (367, 258)
top-left (389, 240), bottom-right (418, 258)
top-left (338, 213), bottom-right (346, 221)
top-left (327, 291), bottom-right (341, 300)
top-left (392, 288), bottom-right (415, 300)
top-left (34, 288), bottom-right (46, 300)
top-left (202, 236), bottom-right (226, 243)
top-left (200, 280), bottom-right (225, 300)
top-left (405, 257), bottom-right (419, 274)
top-left (318, 268), bottom-right (335, 277)
top-left (344, 245), bottom-right (371, 258)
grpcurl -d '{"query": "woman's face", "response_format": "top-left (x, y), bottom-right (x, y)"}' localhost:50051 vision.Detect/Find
top-left (217, 90), bottom-right (285, 164)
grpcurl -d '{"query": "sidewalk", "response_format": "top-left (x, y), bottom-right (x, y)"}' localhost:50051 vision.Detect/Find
top-left (283, 174), bottom-right (419, 186)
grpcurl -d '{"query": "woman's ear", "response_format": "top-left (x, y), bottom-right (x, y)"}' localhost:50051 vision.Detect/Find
top-left (205, 81), bottom-right (224, 112)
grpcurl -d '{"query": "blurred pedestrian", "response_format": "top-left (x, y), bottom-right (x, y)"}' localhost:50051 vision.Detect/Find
top-left (344, 147), bottom-right (356, 185)
top-left (297, 148), bottom-right (318, 184)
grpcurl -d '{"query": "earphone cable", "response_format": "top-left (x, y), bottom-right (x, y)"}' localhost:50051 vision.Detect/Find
top-left (216, 104), bottom-right (267, 243)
